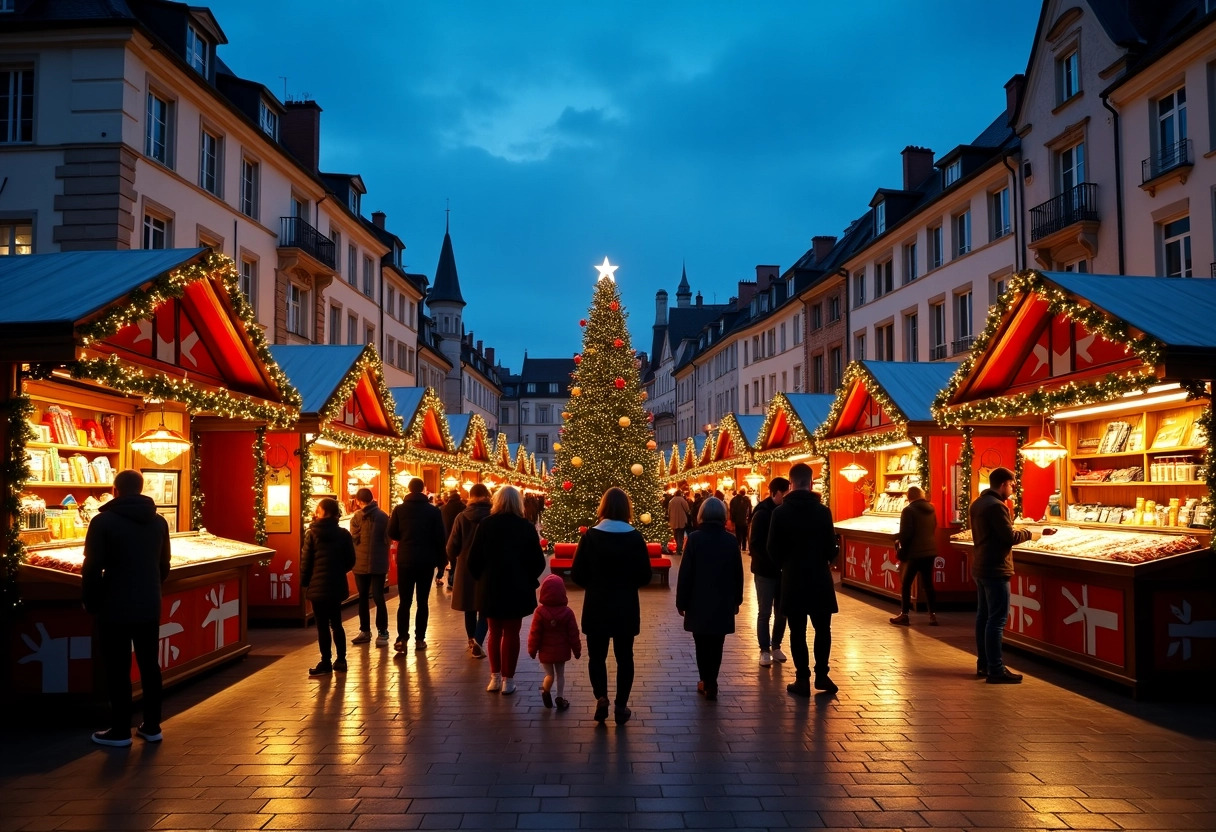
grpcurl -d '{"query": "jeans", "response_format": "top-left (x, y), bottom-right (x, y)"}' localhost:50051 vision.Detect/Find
top-left (693, 633), bottom-right (725, 686)
top-left (975, 577), bottom-right (1011, 675)
top-left (587, 632), bottom-right (635, 704)
top-left (787, 609), bottom-right (832, 679)
top-left (311, 598), bottom-right (345, 662)
top-left (486, 617), bottom-right (522, 677)
top-left (464, 609), bottom-right (488, 644)
top-left (672, 527), bottom-right (686, 556)
top-left (754, 575), bottom-right (787, 652)
top-left (354, 572), bottom-right (388, 635)
top-left (98, 618), bottom-right (162, 733)
top-left (900, 559), bottom-right (937, 614)
top-left (396, 571), bottom-right (432, 642)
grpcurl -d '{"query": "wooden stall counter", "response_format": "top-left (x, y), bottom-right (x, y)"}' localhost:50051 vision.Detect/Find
top-left (836, 511), bottom-right (973, 604)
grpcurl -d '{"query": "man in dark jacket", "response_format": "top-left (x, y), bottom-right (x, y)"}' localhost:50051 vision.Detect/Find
top-left (388, 477), bottom-right (447, 652)
top-left (749, 477), bottom-right (789, 667)
top-left (970, 467), bottom-right (1046, 684)
top-left (667, 490), bottom-right (691, 555)
top-left (440, 489), bottom-right (466, 587)
top-left (768, 462), bottom-right (839, 696)
top-left (890, 486), bottom-right (939, 627)
top-left (350, 488), bottom-right (390, 646)
top-left (728, 487), bottom-right (752, 551)
top-left (82, 469), bottom-right (171, 747)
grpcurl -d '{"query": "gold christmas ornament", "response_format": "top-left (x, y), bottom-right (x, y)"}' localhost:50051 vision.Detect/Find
top-left (571, 386), bottom-right (582, 396)
top-left (585, 347), bottom-right (597, 354)
top-left (562, 411), bottom-right (571, 420)
top-left (571, 456), bottom-right (583, 468)
top-left (618, 416), bottom-right (630, 427)
top-left (553, 442), bottom-right (562, 451)
top-left (631, 463), bottom-right (644, 476)
top-left (646, 440), bottom-right (657, 450)
top-left (640, 512), bottom-right (652, 524)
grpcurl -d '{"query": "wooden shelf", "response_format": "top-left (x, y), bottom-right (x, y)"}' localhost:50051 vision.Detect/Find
top-left (27, 441), bottom-right (119, 454)
top-left (1072, 451), bottom-right (1146, 460)
top-left (25, 480), bottom-right (113, 488)
top-left (1146, 445), bottom-right (1206, 455)
top-left (1072, 480), bottom-right (1205, 487)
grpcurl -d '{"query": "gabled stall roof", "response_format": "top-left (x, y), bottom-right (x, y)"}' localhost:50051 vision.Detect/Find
top-left (735, 415), bottom-right (766, 448)
top-left (754, 393), bottom-right (835, 458)
top-left (452, 413), bottom-right (493, 463)
top-left (390, 386), bottom-right (454, 454)
top-left (818, 361), bottom-right (957, 444)
top-left (269, 344), bottom-right (399, 436)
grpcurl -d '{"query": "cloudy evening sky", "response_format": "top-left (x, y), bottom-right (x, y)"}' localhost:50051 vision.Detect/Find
top-left (205, 0), bottom-right (1041, 372)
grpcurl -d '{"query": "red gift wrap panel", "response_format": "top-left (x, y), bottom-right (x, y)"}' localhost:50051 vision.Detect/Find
top-left (252, 551), bottom-right (300, 607)
top-left (12, 607), bottom-right (95, 695)
top-left (842, 536), bottom-right (900, 592)
top-left (1154, 590), bottom-right (1216, 670)
top-left (1043, 577), bottom-right (1125, 666)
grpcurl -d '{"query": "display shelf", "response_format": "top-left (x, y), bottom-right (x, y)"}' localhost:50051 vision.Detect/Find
top-left (1072, 451), bottom-right (1149, 461)
top-left (26, 441), bottom-right (118, 454)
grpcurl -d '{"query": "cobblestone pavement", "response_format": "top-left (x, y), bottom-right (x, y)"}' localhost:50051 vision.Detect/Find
top-left (4, 560), bottom-right (1216, 831)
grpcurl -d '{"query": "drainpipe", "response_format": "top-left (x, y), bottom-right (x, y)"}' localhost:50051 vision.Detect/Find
top-left (1001, 152), bottom-right (1023, 272)
top-left (840, 268), bottom-right (851, 363)
top-left (1100, 91), bottom-right (1126, 275)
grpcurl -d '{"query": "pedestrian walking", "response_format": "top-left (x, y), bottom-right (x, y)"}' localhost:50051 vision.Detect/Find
top-left (82, 469), bottom-right (172, 746)
top-left (571, 487), bottom-right (652, 725)
top-left (667, 488), bottom-right (691, 555)
top-left (440, 488), bottom-right (466, 587)
top-left (690, 490), bottom-right (706, 530)
top-left (527, 574), bottom-right (582, 711)
top-left (890, 485), bottom-right (939, 627)
top-left (768, 462), bottom-right (839, 696)
top-left (728, 487), bottom-right (752, 551)
top-left (676, 497), bottom-right (744, 701)
top-left (749, 477), bottom-right (790, 667)
top-left (448, 483), bottom-right (492, 658)
top-left (466, 485), bottom-right (546, 696)
top-left (387, 477), bottom-right (446, 652)
top-left (349, 487), bottom-right (391, 647)
top-left (301, 497), bottom-right (356, 677)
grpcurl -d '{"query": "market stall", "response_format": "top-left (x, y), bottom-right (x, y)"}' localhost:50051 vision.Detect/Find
top-left (1, 249), bottom-right (293, 699)
top-left (390, 386), bottom-right (458, 497)
top-left (247, 344), bottom-right (403, 623)
top-left (934, 270), bottom-right (1214, 694)
top-left (814, 361), bottom-right (969, 603)
top-left (751, 392), bottom-right (835, 493)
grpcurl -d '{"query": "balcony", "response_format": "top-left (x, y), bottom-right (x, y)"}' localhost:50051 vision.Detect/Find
top-left (1211, 262), bottom-right (1215, 278)
top-left (930, 343), bottom-right (949, 360)
top-left (951, 335), bottom-right (976, 356)
top-left (1028, 183), bottom-right (1100, 268)
top-left (1141, 139), bottom-right (1193, 196)
top-left (279, 216), bottom-right (336, 269)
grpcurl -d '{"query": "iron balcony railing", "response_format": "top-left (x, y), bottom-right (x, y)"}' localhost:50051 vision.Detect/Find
top-left (1142, 138), bottom-right (1192, 184)
top-left (279, 216), bottom-right (336, 268)
top-left (1211, 262), bottom-right (1215, 278)
top-left (929, 343), bottom-right (949, 360)
top-left (952, 335), bottom-right (976, 356)
top-left (1030, 182), bottom-right (1099, 242)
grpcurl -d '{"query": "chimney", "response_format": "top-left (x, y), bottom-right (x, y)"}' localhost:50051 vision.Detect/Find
top-left (655, 289), bottom-right (668, 327)
top-left (695, 291), bottom-right (703, 307)
top-left (485, 347), bottom-right (494, 365)
top-left (372, 211), bottom-right (386, 229)
top-left (812, 235), bottom-right (836, 264)
top-left (755, 265), bottom-right (779, 288)
top-left (736, 280), bottom-right (758, 310)
top-left (281, 100), bottom-right (322, 174)
top-left (901, 146), bottom-right (935, 189)
top-left (476, 339), bottom-right (483, 354)
top-left (1005, 74), bottom-right (1026, 124)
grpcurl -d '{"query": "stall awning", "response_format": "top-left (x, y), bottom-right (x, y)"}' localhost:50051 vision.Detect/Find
top-left (270, 344), bottom-right (398, 436)
top-left (390, 386), bottom-right (454, 454)
top-left (754, 393), bottom-right (835, 457)
top-left (818, 361), bottom-right (958, 443)
top-left (735, 415), bottom-right (766, 448)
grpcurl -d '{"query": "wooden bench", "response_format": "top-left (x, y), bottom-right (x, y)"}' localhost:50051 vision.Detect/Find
top-left (549, 542), bottom-right (671, 587)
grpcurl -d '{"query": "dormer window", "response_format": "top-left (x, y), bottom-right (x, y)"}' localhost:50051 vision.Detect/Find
top-left (943, 159), bottom-right (962, 186)
top-left (258, 100), bottom-right (278, 140)
top-left (185, 24), bottom-right (208, 76)
top-left (875, 200), bottom-right (886, 234)
top-left (349, 190), bottom-right (360, 214)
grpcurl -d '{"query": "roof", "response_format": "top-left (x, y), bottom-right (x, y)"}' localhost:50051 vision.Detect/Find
top-left (783, 394), bottom-right (837, 436)
top-left (734, 415), bottom-right (766, 447)
top-left (519, 357), bottom-right (576, 382)
top-left (862, 361), bottom-right (960, 422)
top-left (267, 345), bottom-right (366, 414)
top-left (446, 413), bottom-right (472, 444)
top-left (428, 229), bottom-right (465, 305)
top-left (1043, 272), bottom-right (1216, 349)
top-left (389, 386), bottom-right (426, 421)
top-left (0, 248), bottom-right (208, 324)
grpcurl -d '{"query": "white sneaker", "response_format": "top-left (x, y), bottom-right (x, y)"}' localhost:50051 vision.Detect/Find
top-left (486, 673), bottom-right (502, 692)
top-left (759, 651), bottom-right (773, 667)
top-left (772, 647), bottom-right (787, 662)
top-left (375, 633), bottom-right (389, 647)
top-left (501, 678), bottom-right (517, 695)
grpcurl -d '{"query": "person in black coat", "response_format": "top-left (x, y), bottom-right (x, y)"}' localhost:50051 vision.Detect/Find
top-left (301, 497), bottom-right (356, 677)
top-left (387, 478), bottom-right (447, 652)
top-left (466, 485), bottom-right (546, 696)
top-left (82, 469), bottom-right (172, 746)
top-left (768, 462), bottom-right (839, 696)
top-left (571, 487), bottom-right (653, 725)
top-left (728, 488), bottom-right (752, 550)
top-left (749, 477), bottom-right (790, 666)
top-left (349, 488), bottom-right (391, 646)
top-left (439, 489), bottom-right (466, 587)
top-left (448, 483), bottom-right (492, 658)
top-left (890, 485), bottom-right (940, 627)
top-left (676, 498), bottom-right (744, 701)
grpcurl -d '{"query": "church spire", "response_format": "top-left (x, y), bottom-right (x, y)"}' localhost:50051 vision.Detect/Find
top-left (429, 223), bottom-right (465, 307)
top-left (675, 261), bottom-right (692, 309)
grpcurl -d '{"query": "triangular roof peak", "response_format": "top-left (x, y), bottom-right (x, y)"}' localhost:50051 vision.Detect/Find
top-left (429, 226), bottom-right (465, 306)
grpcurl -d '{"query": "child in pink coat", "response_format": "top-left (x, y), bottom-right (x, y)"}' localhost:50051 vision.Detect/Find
top-left (527, 574), bottom-right (582, 710)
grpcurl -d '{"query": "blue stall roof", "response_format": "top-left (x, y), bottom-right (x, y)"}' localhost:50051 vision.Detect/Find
top-left (268, 345), bottom-right (366, 415)
top-left (0, 248), bottom-right (207, 324)
top-left (862, 361), bottom-right (959, 423)
top-left (693, 433), bottom-right (709, 458)
top-left (389, 387), bottom-right (426, 422)
top-left (783, 394), bottom-right (837, 437)
top-left (734, 415), bottom-right (766, 448)
top-left (446, 414), bottom-right (472, 445)
top-left (1043, 273), bottom-right (1216, 349)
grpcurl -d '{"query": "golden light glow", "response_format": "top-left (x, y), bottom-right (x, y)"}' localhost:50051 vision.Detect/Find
top-left (1051, 385), bottom-right (1189, 420)
top-left (744, 469), bottom-right (765, 491)
top-left (131, 425), bottom-right (191, 465)
top-left (347, 462), bottom-right (381, 484)
top-left (839, 462), bottom-right (869, 483)
top-left (443, 474), bottom-right (460, 489)
top-left (594, 256), bottom-right (619, 282)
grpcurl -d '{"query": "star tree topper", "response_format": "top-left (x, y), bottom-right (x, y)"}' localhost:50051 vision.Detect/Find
top-left (594, 256), bottom-right (619, 282)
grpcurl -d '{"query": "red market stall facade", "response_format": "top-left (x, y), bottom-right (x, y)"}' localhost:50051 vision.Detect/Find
top-left (391, 386), bottom-right (458, 498)
top-left (935, 270), bottom-right (1215, 695)
top-left (1, 249), bottom-right (291, 700)
top-left (750, 393), bottom-right (835, 494)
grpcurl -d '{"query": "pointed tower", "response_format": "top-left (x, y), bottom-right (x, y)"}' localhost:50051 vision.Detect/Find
top-left (675, 261), bottom-right (692, 309)
top-left (427, 216), bottom-right (467, 413)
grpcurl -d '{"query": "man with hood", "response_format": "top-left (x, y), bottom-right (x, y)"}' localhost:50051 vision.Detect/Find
top-left (890, 485), bottom-right (939, 627)
top-left (768, 462), bottom-right (839, 697)
top-left (388, 477), bottom-right (447, 652)
top-left (82, 469), bottom-right (171, 747)
top-left (350, 487), bottom-right (390, 646)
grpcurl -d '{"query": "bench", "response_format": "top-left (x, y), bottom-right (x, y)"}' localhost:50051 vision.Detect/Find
top-left (548, 541), bottom-right (671, 586)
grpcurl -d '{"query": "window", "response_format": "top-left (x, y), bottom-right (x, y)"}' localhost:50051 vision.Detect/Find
top-left (399, 343), bottom-right (409, 371)
top-left (991, 275), bottom-right (1009, 304)
top-left (142, 213), bottom-right (169, 249)
top-left (537, 435), bottom-right (549, 453)
top-left (239, 158), bottom-right (259, 219)
top-left (852, 269), bottom-right (866, 307)
top-left (930, 302), bottom-right (947, 359)
top-left (239, 257), bottom-right (257, 310)
top-left (854, 332), bottom-right (866, 361)
top-left (874, 201), bottom-right (886, 234)
top-left (286, 283), bottom-right (308, 337)
top-left (347, 245), bottom-right (357, 286)
top-left (793, 312), bottom-right (803, 345)
top-left (794, 365), bottom-right (803, 391)
top-left (0, 219), bottom-right (32, 255)
top-left (928, 225), bottom-right (944, 269)
top-left (521, 405), bottom-right (530, 423)
top-left (385, 337), bottom-right (396, 366)
top-left (828, 296), bottom-right (840, 322)
top-left (779, 323), bottom-right (786, 352)
top-left (387, 287), bottom-right (396, 320)
top-left (1059, 49), bottom-right (1080, 103)
top-left (830, 347), bottom-right (843, 390)
top-left (903, 242), bottom-right (918, 284)
top-left (954, 210), bottom-right (971, 257)
top-left (185, 24), bottom-right (208, 76)
top-left (767, 328), bottom-right (776, 356)
top-left (145, 91), bottom-right (174, 166)
top-left (199, 129), bottom-right (221, 196)
top-left (1062, 258), bottom-right (1089, 273)
top-left (1162, 216), bottom-right (1192, 277)
top-left (812, 304), bottom-right (822, 330)
top-left (548, 382), bottom-right (559, 393)
top-left (501, 407), bottom-right (511, 424)
top-left (365, 324), bottom-right (374, 345)
top-left (904, 312), bottom-right (919, 362)
top-left (874, 260), bottom-right (893, 298)
top-left (1156, 86), bottom-right (1188, 172)
top-left (953, 291), bottom-right (973, 354)
top-left (331, 230), bottom-right (342, 276)
top-left (875, 324), bottom-right (894, 361)
top-left (348, 313), bottom-right (358, 346)
top-left (1060, 141), bottom-right (1086, 193)
top-left (0, 65), bottom-right (34, 143)
top-left (538, 405), bottom-right (550, 424)
top-left (944, 159), bottom-right (962, 186)
top-left (363, 255), bottom-right (374, 296)
top-left (328, 304), bottom-right (341, 344)
top-left (991, 187), bottom-right (1011, 239)
top-left (812, 354), bottom-right (824, 393)
top-left (258, 100), bottom-right (278, 139)
top-left (525, 382), bottom-right (537, 394)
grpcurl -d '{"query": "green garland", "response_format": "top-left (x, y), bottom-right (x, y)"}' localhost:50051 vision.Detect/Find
top-left (958, 426), bottom-right (974, 528)
top-left (253, 426), bottom-right (267, 544)
top-left (315, 343), bottom-right (405, 437)
top-left (816, 427), bottom-right (910, 454)
top-left (190, 421), bottom-right (204, 531)
top-left (299, 440), bottom-right (314, 527)
top-left (2, 396), bottom-right (35, 611)
top-left (318, 426), bottom-right (402, 455)
top-left (822, 456), bottom-right (831, 509)
top-left (1013, 426), bottom-right (1027, 518)
top-left (815, 362), bottom-right (909, 443)
top-left (752, 393), bottom-right (813, 462)
top-left (1181, 381), bottom-right (1214, 530)
top-left (915, 437), bottom-right (930, 495)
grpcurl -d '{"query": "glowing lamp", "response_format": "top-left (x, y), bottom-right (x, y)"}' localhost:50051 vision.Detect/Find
top-left (839, 462), bottom-right (869, 483)
top-left (347, 462), bottom-right (381, 484)
top-left (443, 474), bottom-right (460, 490)
top-left (1020, 419), bottom-right (1067, 468)
top-left (744, 470), bottom-right (765, 491)
top-left (130, 403), bottom-right (191, 465)
top-left (719, 476), bottom-right (734, 490)
top-left (462, 480), bottom-right (474, 491)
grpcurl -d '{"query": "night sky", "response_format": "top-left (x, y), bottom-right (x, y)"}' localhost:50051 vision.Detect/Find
top-left (205, 0), bottom-right (1041, 372)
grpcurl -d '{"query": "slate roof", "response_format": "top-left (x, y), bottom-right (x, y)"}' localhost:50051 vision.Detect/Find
top-left (783, 394), bottom-right (838, 437)
top-left (0, 248), bottom-right (208, 325)
top-left (429, 229), bottom-right (464, 305)
top-left (519, 357), bottom-right (575, 384)
top-left (734, 415), bottom-right (766, 448)
top-left (1042, 273), bottom-right (1216, 349)
top-left (861, 361), bottom-right (960, 423)
top-left (267, 345), bottom-right (366, 415)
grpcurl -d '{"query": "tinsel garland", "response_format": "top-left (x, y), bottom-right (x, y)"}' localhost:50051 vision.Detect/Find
top-left (816, 426), bottom-right (911, 455)
top-left (190, 421), bottom-right (204, 531)
top-left (1, 396), bottom-right (35, 611)
top-left (253, 426), bottom-right (268, 544)
top-left (958, 426), bottom-right (974, 528)
top-left (1013, 426), bottom-right (1027, 518)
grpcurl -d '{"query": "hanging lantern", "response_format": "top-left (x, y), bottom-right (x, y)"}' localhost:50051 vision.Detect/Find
top-left (618, 416), bottom-right (630, 427)
top-left (1020, 417), bottom-right (1068, 468)
top-left (442, 474), bottom-right (459, 490)
top-left (839, 462), bottom-right (869, 483)
top-left (130, 402), bottom-right (191, 466)
top-left (631, 463), bottom-right (644, 476)
top-left (744, 469), bottom-right (765, 491)
top-left (347, 461), bottom-right (381, 484)
top-left (462, 480), bottom-right (474, 491)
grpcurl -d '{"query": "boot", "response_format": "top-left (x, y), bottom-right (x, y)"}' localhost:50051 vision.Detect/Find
top-left (613, 700), bottom-right (631, 724)
top-left (889, 612), bottom-right (910, 626)
top-left (928, 612), bottom-right (939, 626)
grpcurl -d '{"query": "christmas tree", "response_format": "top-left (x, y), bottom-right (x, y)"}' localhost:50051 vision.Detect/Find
top-left (545, 258), bottom-right (666, 545)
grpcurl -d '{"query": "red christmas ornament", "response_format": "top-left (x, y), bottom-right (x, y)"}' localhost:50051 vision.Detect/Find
top-left (579, 319), bottom-right (587, 327)
top-left (613, 338), bottom-right (624, 348)
top-left (579, 525), bottom-right (588, 535)
top-left (609, 301), bottom-right (619, 311)
top-left (647, 412), bottom-right (654, 421)
top-left (540, 538), bottom-right (549, 547)
top-left (544, 499), bottom-right (552, 508)
top-left (573, 354), bottom-right (582, 365)
top-left (562, 481), bottom-right (573, 491)
top-left (614, 378), bottom-right (625, 389)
